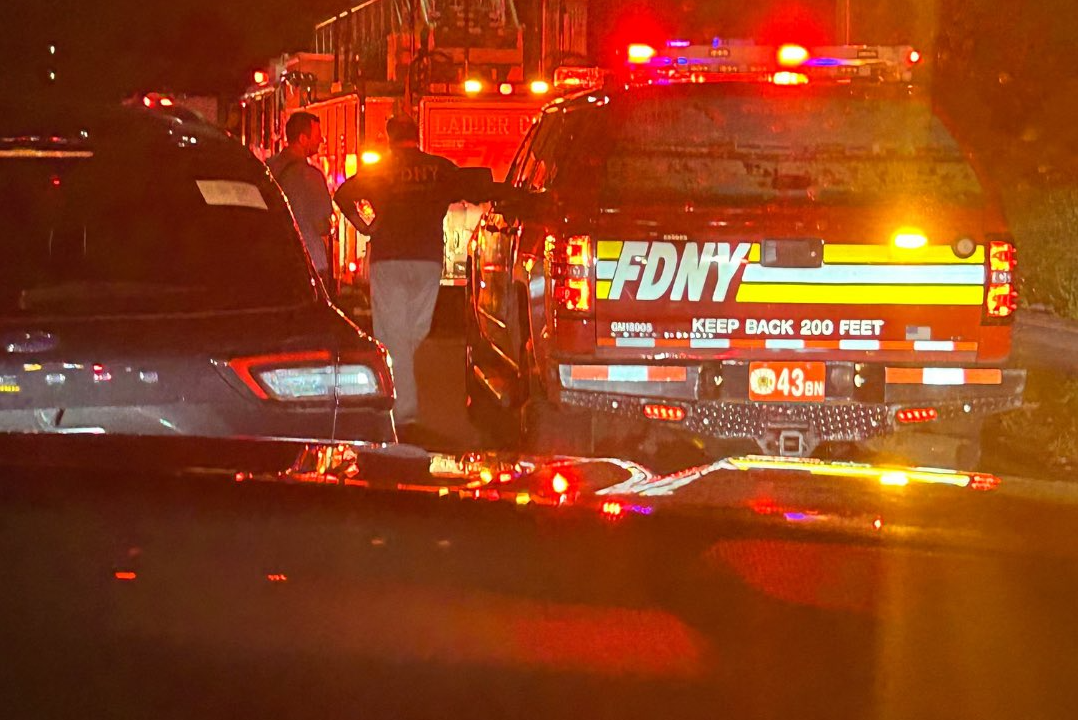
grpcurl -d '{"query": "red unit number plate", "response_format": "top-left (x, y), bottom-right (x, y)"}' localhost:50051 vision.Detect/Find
top-left (748, 362), bottom-right (827, 402)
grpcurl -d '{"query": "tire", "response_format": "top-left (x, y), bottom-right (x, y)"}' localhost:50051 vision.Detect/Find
top-left (517, 344), bottom-right (594, 456)
top-left (868, 416), bottom-right (984, 470)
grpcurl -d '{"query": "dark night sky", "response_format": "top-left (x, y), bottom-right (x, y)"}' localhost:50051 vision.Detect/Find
top-left (4, 0), bottom-right (1077, 108)
top-left (4, 0), bottom-right (853, 100)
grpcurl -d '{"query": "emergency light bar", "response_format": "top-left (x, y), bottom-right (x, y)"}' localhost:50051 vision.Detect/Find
top-left (626, 40), bottom-right (923, 85)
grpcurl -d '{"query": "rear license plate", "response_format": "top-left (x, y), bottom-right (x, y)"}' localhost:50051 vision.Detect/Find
top-left (749, 361), bottom-right (826, 402)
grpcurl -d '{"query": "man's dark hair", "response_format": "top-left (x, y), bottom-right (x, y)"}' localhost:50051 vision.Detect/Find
top-left (386, 115), bottom-right (420, 144)
top-left (285, 111), bottom-right (320, 143)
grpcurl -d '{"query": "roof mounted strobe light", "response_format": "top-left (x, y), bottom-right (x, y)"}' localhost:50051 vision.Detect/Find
top-left (627, 44), bottom-right (657, 64)
top-left (777, 44), bottom-right (810, 67)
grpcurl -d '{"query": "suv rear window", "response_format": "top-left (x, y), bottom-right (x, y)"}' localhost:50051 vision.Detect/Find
top-left (584, 84), bottom-right (984, 206)
top-left (0, 125), bottom-right (315, 319)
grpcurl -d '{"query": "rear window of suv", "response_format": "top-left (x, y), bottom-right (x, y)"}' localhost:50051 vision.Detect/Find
top-left (0, 121), bottom-right (315, 319)
top-left (575, 84), bottom-right (984, 207)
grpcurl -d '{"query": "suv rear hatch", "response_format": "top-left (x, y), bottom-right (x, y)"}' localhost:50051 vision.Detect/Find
top-left (568, 84), bottom-right (1015, 365)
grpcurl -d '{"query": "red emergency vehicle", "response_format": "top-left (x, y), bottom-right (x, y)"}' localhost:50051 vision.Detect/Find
top-left (239, 0), bottom-right (590, 304)
top-left (464, 39), bottom-right (1025, 467)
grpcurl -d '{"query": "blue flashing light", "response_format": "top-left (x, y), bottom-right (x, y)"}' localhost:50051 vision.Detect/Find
top-left (677, 57), bottom-right (688, 65)
top-left (804, 57), bottom-right (845, 67)
top-left (658, 56), bottom-right (673, 65)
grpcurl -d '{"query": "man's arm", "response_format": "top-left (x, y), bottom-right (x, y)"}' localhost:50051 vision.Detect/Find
top-left (333, 176), bottom-right (375, 235)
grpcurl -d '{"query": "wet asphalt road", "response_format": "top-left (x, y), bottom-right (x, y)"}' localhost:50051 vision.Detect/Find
top-left (2, 459), bottom-right (1078, 720)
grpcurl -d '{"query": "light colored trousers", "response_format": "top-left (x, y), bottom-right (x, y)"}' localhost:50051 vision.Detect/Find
top-left (369, 260), bottom-right (442, 426)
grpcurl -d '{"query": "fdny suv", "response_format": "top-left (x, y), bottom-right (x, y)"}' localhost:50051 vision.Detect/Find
top-left (465, 40), bottom-right (1024, 465)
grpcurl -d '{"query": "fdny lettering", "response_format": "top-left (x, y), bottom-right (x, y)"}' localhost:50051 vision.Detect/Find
top-left (608, 241), bottom-right (752, 302)
top-left (398, 165), bottom-right (441, 184)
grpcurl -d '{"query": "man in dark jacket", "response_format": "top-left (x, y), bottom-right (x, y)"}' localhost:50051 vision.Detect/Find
top-left (334, 116), bottom-right (459, 435)
top-left (267, 112), bottom-right (334, 292)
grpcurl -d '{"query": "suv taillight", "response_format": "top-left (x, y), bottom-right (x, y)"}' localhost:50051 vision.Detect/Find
top-left (985, 237), bottom-right (1018, 321)
top-left (225, 350), bottom-right (391, 402)
top-left (546, 234), bottom-right (593, 315)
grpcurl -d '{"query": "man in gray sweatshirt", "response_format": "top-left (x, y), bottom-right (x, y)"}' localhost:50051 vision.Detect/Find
top-left (267, 112), bottom-right (334, 293)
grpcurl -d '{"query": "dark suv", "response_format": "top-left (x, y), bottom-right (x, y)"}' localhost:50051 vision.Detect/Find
top-left (465, 45), bottom-right (1024, 465)
top-left (0, 104), bottom-right (394, 442)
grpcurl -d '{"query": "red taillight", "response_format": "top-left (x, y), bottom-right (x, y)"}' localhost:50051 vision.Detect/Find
top-left (986, 238), bottom-right (1018, 320)
top-left (547, 234), bottom-right (593, 315)
top-left (551, 472), bottom-right (570, 495)
top-left (895, 407), bottom-right (938, 424)
top-left (969, 473), bottom-right (1001, 491)
top-left (642, 403), bottom-right (686, 422)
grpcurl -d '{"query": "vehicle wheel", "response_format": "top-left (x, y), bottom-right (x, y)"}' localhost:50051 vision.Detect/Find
top-left (518, 345), bottom-right (594, 456)
top-left (869, 416), bottom-right (984, 471)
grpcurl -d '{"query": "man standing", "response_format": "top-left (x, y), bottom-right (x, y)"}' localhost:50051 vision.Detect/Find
top-left (267, 112), bottom-right (334, 293)
top-left (334, 116), bottom-right (458, 436)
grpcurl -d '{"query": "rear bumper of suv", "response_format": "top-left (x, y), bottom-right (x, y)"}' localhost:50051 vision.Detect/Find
top-left (555, 361), bottom-right (1025, 455)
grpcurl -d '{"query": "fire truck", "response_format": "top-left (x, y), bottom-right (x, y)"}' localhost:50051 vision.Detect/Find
top-left (239, 0), bottom-right (590, 306)
top-left (464, 39), bottom-right (1025, 468)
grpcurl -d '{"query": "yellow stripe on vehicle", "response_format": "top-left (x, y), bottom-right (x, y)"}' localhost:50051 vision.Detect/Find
top-left (742, 243), bottom-right (980, 265)
top-left (596, 280), bottom-right (612, 300)
top-left (823, 245), bottom-right (985, 265)
top-left (596, 240), bottom-right (623, 260)
top-left (735, 284), bottom-right (985, 305)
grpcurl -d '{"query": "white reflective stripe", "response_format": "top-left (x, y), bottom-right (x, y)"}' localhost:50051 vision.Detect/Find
top-left (615, 337), bottom-right (656, 348)
top-left (690, 338), bottom-right (731, 349)
top-left (839, 339), bottom-right (881, 350)
top-left (607, 366), bottom-right (649, 382)
top-left (742, 263), bottom-right (986, 285)
top-left (922, 368), bottom-right (967, 385)
top-left (596, 260), bottom-right (619, 280)
top-left (914, 340), bottom-right (956, 351)
top-left (765, 339), bottom-right (806, 349)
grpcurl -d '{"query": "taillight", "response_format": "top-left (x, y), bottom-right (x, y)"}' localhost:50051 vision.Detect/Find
top-left (985, 238), bottom-right (1018, 321)
top-left (895, 407), bottom-right (938, 424)
top-left (226, 350), bottom-right (389, 402)
top-left (546, 234), bottom-right (593, 315)
top-left (642, 403), bottom-right (686, 422)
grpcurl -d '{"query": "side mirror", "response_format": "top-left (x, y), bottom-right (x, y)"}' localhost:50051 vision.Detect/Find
top-left (456, 167), bottom-right (496, 204)
top-left (491, 181), bottom-right (538, 219)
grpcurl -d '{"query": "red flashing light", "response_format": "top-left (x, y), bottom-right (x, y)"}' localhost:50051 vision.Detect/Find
top-left (777, 44), bottom-right (810, 67)
top-left (895, 407), bottom-right (938, 424)
top-left (114, 571), bottom-right (137, 581)
top-left (989, 240), bottom-right (1017, 272)
top-left (498, 83), bottom-right (513, 96)
top-left (142, 96), bottom-right (154, 108)
top-left (266, 573), bottom-right (288, 583)
top-left (347, 261), bottom-right (358, 273)
top-left (627, 44), bottom-right (657, 63)
top-left (548, 234), bottom-right (593, 314)
top-left (50, 175), bottom-right (61, 187)
top-left (969, 473), bottom-right (1001, 491)
top-left (551, 473), bottom-right (570, 495)
top-left (873, 517), bottom-right (883, 531)
top-left (254, 70), bottom-right (269, 86)
top-left (642, 403), bottom-right (686, 422)
top-left (986, 240), bottom-right (1018, 319)
top-left (907, 49), bottom-right (922, 64)
top-left (159, 97), bottom-right (174, 107)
